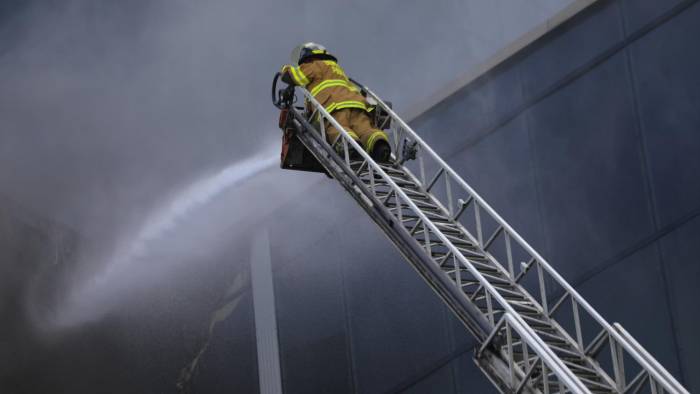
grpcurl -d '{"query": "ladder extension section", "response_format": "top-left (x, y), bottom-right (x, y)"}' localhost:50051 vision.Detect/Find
top-left (283, 83), bottom-right (689, 394)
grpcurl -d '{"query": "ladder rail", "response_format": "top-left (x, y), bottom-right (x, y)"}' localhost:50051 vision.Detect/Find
top-left (480, 312), bottom-right (594, 394)
top-left (299, 88), bottom-right (593, 392)
top-left (396, 162), bottom-right (622, 391)
top-left (301, 88), bottom-right (556, 330)
top-left (395, 158), bottom-right (623, 388)
top-left (359, 84), bottom-right (689, 394)
top-left (286, 95), bottom-right (496, 344)
top-left (613, 324), bottom-right (689, 394)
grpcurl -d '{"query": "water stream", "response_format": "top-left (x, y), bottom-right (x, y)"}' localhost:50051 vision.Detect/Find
top-left (51, 147), bottom-right (278, 328)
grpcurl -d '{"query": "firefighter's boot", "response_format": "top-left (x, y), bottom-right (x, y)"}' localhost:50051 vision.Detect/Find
top-left (370, 139), bottom-right (392, 163)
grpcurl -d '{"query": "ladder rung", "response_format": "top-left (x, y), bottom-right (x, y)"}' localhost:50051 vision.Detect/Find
top-left (430, 251), bottom-right (451, 258)
top-left (507, 300), bottom-right (541, 314)
top-left (395, 211), bottom-right (451, 222)
top-left (518, 309), bottom-right (545, 317)
top-left (575, 376), bottom-right (615, 391)
top-left (410, 200), bottom-right (441, 211)
top-left (372, 178), bottom-right (419, 188)
top-left (479, 292), bottom-right (526, 302)
top-left (432, 222), bottom-right (464, 234)
top-left (457, 248), bottom-right (487, 260)
top-left (474, 292), bottom-right (522, 302)
top-left (377, 163), bottom-right (404, 172)
top-left (413, 228), bottom-right (462, 238)
top-left (419, 240), bottom-right (448, 249)
top-left (478, 272), bottom-right (511, 285)
top-left (444, 268), bottom-right (468, 276)
top-left (531, 329), bottom-right (569, 345)
top-left (442, 233), bottom-right (476, 247)
top-left (377, 188), bottom-right (427, 200)
top-left (387, 201), bottom-right (441, 212)
top-left (363, 170), bottom-right (411, 181)
top-left (489, 282), bottom-right (520, 292)
top-left (359, 166), bottom-right (406, 177)
top-left (420, 210), bottom-right (451, 221)
top-left (492, 286), bottom-right (525, 298)
top-left (460, 281), bottom-right (481, 289)
top-left (519, 314), bottom-right (556, 329)
top-left (562, 360), bottom-right (600, 377)
top-left (547, 344), bottom-right (583, 360)
top-left (468, 261), bottom-right (500, 273)
top-left (478, 306), bottom-right (505, 314)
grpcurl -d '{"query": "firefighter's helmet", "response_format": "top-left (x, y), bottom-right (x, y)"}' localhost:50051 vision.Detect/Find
top-left (290, 42), bottom-right (337, 65)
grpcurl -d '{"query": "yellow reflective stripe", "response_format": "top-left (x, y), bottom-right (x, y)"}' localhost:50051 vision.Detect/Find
top-left (298, 68), bottom-right (310, 85)
top-left (335, 102), bottom-right (366, 110)
top-left (310, 79), bottom-right (346, 96)
top-left (287, 66), bottom-right (301, 84)
top-left (310, 79), bottom-right (358, 97)
top-left (288, 66), bottom-right (309, 86)
top-left (313, 100), bottom-right (367, 122)
top-left (346, 131), bottom-right (359, 140)
top-left (366, 130), bottom-right (388, 151)
top-left (326, 100), bottom-right (367, 114)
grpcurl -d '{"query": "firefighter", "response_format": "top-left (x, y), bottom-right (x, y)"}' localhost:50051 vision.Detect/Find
top-left (280, 42), bottom-right (392, 162)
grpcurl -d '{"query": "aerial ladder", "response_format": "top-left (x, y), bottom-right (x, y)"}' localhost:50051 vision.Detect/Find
top-left (271, 73), bottom-right (690, 394)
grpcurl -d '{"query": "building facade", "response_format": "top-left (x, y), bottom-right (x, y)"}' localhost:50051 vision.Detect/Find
top-left (224, 1), bottom-right (700, 392)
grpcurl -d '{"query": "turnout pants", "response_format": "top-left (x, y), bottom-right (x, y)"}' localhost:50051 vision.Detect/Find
top-left (324, 108), bottom-right (388, 152)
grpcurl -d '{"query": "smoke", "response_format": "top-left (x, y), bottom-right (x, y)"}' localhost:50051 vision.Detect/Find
top-left (49, 147), bottom-right (277, 329)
